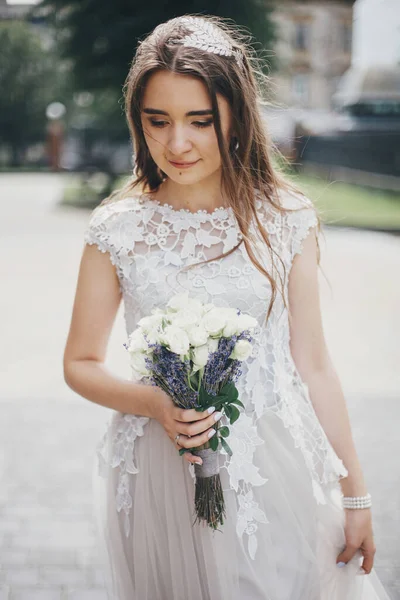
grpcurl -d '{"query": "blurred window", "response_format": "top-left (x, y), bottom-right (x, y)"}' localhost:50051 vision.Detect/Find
top-left (293, 22), bottom-right (310, 51)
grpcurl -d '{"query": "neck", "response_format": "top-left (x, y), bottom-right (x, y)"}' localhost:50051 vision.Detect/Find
top-left (153, 173), bottom-right (228, 212)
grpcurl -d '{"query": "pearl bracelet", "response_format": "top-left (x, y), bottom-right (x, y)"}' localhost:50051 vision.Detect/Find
top-left (342, 493), bottom-right (372, 509)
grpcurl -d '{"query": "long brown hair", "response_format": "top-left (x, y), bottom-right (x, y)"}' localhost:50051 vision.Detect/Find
top-left (105, 14), bottom-right (322, 322)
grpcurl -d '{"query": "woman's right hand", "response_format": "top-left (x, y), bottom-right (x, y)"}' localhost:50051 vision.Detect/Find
top-left (151, 389), bottom-right (223, 466)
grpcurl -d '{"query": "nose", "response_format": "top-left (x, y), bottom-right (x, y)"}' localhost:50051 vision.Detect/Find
top-left (167, 124), bottom-right (192, 156)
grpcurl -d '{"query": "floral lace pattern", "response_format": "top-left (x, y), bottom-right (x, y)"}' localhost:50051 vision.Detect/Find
top-left (96, 414), bottom-right (149, 537)
top-left (84, 190), bottom-right (348, 561)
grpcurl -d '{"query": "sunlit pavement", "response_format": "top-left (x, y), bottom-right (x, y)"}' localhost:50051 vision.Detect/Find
top-left (0, 173), bottom-right (399, 599)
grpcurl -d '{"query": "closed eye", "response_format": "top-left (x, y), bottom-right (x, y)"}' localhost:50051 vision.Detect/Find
top-left (149, 119), bottom-right (214, 129)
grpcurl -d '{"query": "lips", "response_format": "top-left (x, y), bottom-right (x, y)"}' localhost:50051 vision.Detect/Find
top-left (168, 159), bottom-right (199, 168)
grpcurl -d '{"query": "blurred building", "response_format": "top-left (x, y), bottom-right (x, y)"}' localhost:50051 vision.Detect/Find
top-left (0, 0), bottom-right (32, 19)
top-left (353, 0), bottom-right (400, 68)
top-left (272, 0), bottom-right (355, 110)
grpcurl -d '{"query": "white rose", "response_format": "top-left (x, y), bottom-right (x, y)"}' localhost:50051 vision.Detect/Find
top-left (186, 324), bottom-right (209, 347)
top-left (236, 313), bottom-right (258, 333)
top-left (201, 307), bottom-right (227, 336)
top-left (137, 313), bottom-right (164, 333)
top-left (130, 351), bottom-right (150, 375)
top-left (128, 329), bottom-right (149, 353)
top-left (169, 309), bottom-right (201, 331)
top-left (207, 337), bottom-right (219, 353)
top-left (144, 326), bottom-right (162, 346)
top-left (222, 316), bottom-right (240, 337)
top-left (201, 302), bottom-right (215, 315)
top-left (229, 339), bottom-right (253, 361)
top-left (191, 344), bottom-right (210, 372)
top-left (161, 325), bottom-right (190, 356)
top-left (166, 292), bottom-right (191, 312)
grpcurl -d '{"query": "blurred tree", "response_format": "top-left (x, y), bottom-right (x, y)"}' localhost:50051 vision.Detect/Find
top-left (35, 1), bottom-right (276, 92)
top-left (0, 21), bottom-right (59, 166)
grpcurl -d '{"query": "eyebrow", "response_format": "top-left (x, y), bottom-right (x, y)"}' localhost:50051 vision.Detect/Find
top-left (142, 108), bottom-right (213, 117)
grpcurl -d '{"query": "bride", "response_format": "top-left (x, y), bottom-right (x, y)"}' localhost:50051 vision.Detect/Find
top-left (63, 14), bottom-right (391, 600)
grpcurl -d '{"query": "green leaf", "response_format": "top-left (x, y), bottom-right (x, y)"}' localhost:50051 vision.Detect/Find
top-left (231, 398), bottom-right (245, 409)
top-left (220, 438), bottom-right (233, 456)
top-left (224, 404), bottom-right (232, 419)
top-left (179, 448), bottom-right (188, 456)
top-left (218, 426), bottom-right (230, 438)
top-left (220, 381), bottom-right (239, 402)
top-left (209, 435), bottom-right (219, 451)
top-left (198, 383), bottom-right (218, 408)
top-left (189, 373), bottom-right (199, 388)
top-left (229, 405), bottom-right (240, 424)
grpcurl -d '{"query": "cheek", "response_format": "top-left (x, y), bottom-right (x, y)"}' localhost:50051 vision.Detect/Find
top-left (200, 130), bottom-right (221, 157)
top-left (142, 125), bottom-right (163, 154)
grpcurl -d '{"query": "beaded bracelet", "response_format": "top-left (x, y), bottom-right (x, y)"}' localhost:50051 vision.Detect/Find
top-left (342, 493), bottom-right (372, 509)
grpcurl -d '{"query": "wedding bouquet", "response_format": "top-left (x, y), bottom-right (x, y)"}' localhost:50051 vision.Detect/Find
top-left (125, 292), bottom-right (257, 530)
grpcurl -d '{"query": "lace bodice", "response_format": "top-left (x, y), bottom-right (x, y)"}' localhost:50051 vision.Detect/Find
top-left (84, 189), bottom-right (348, 561)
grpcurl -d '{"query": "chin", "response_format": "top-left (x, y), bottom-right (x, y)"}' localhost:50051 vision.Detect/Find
top-left (163, 169), bottom-right (206, 186)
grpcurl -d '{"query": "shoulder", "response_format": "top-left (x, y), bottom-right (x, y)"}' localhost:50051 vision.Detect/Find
top-left (278, 188), bottom-right (319, 260)
top-left (83, 194), bottom-right (145, 260)
top-left (255, 187), bottom-right (319, 262)
top-left (86, 194), bottom-right (142, 229)
top-left (276, 187), bottom-right (316, 215)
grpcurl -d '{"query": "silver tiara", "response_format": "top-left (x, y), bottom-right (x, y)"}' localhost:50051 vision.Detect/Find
top-left (170, 17), bottom-right (243, 68)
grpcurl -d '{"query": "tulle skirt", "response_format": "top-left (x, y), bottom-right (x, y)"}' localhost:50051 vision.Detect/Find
top-left (92, 408), bottom-right (391, 600)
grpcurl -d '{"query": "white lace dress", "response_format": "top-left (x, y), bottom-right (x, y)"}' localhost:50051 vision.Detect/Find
top-left (84, 190), bottom-right (390, 600)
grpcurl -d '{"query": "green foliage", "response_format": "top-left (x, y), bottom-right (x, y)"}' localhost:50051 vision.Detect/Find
top-left (36, 0), bottom-right (276, 92)
top-left (209, 435), bottom-right (219, 451)
top-left (0, 21), bottom-right (59, 163)
top-left (220, 438), bottom-right (233, 456)
top-left (292, 173), bottom-right (400, 230)
top-left (178, 377), bottom-right (244, 458)
top-left (218, 426), bottom-right (230, 437)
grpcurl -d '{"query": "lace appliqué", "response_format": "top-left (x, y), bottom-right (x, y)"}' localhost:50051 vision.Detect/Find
top-left (97, 413), bottom-right (149, 537)
top-left (85, 191), bottom-right (348, 561)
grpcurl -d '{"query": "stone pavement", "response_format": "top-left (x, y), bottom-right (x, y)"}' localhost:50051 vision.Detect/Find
top-left (0, 173), bottom-right (399, 599)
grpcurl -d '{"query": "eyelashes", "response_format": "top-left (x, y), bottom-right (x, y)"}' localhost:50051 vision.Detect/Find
top-left (149, 119), bottom-right (214, 129)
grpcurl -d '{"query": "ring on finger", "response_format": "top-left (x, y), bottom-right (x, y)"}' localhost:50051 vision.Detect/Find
top-left (174, 434), bottom-right (181, 444)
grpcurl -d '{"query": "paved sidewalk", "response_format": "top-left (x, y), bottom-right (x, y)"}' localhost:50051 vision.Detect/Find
top-left (0, 173), bottom-right (399, 599)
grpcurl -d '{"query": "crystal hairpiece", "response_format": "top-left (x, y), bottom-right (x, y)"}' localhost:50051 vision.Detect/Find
top-left (170, 17), bottom-right (243, 68)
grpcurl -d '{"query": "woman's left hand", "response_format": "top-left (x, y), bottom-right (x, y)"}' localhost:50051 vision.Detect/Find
top-left (336, 508), bottom-right (376, 574)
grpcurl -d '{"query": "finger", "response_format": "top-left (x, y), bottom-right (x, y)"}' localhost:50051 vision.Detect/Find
top-left (183, 452), bottom-right (203, 466)
top-left (175, 406), bottom-right (217, 422)
top-left (336, 545), bottom-right (359, 567)
top-left (180, 411), bottom-right (223, 437)
top-left (176, 428), bottom-right (217, 449)
top-left (361, 545), bottom-right (376, 574)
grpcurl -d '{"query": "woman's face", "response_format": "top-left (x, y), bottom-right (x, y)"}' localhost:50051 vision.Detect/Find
top-left (140, 70), bottom-right (232, 186)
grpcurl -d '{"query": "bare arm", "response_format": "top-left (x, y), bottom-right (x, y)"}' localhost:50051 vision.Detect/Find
top-left (63, 243), bottom-right (164, 417)
top-left (287, 228), bottom-right (368, 497)
top-left (63, 243), bottom-right (218, 467)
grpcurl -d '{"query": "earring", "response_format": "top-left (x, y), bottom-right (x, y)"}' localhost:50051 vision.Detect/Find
top-left (231, 137), bottom-right (239, 152)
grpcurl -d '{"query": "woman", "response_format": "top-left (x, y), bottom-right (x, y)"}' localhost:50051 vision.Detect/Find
top-left (63, 15), bottom-right (391, 600)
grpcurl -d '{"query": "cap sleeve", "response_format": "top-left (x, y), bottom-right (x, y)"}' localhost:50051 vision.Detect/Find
top-left (84, 202), bottom-right (119, 266)
top-left (289, 205), bottom-right (318, 262)
top-left (279, 191), bottom-right (319, 264)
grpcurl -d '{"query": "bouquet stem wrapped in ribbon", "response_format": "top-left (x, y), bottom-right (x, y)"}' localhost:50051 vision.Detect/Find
top-left (126, 292), bottom-right (257, 530)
